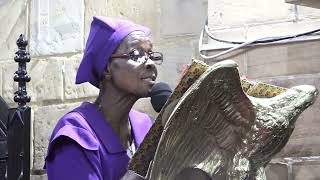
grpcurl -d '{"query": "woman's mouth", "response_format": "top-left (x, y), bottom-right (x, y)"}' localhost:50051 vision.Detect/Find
top-left (143, 77), bottom-right (153, 81)
top-left (141, 75), bottom-right (156, 82)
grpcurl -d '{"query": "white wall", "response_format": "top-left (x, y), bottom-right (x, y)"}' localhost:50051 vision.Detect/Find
top-left (208, 0), bottom-right (320, 42)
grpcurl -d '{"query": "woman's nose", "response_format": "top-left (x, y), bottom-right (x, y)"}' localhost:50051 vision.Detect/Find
top-left (144, 58), bottom-right (156, 70)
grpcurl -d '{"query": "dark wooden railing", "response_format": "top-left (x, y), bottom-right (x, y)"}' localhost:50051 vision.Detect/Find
top-left (0, 96), bottom-right (9, 180)
top-left (0, 34), bottom-right (31, 180)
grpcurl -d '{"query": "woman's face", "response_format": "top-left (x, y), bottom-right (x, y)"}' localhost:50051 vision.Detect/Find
top-left (108, 32), bottom-right (158, 97)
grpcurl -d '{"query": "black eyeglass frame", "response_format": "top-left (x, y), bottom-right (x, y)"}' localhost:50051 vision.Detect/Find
top-left (111, 49), bottom-right (163, 65)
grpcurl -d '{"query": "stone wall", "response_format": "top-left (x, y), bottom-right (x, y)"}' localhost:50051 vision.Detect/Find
top-left (206, 1), bottom-right (320, 179)
top-left (3, 0), bottom-right (318, 179)
top-left (0, 0), bottom-right (207, 179)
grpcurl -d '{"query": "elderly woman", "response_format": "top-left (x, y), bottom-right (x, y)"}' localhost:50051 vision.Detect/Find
top-left (45, 16), bottom-right (163, 180)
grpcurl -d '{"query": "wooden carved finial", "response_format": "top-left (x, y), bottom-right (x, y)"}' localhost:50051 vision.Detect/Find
top-left (13, 34), bottom-right (31, 107)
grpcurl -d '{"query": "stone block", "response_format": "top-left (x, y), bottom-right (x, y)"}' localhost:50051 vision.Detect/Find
top-left (297, 3), bottom-right (320, 18)
top-left (160, 0), bottom-right (207, 37)
top-left (179, 42), bottom-right (247, 84)
top-left (209, 19), bottom-right (320, 45)
top-left (205, 20), bottom-right (320, 54)
top-left (205, 48), bottom-right (248, 75)
top-left (246, 40), bottom-right (320, 78)
top-left (206, 27), bottom-right (248, 44)
top-left (84, 0), bottom-right (108, 41)
top-left (105, 0), bottom-right (160, 40)
top-left (259, 73), bottom-right (320, 157)
top-left (246, 19), bottom-right (320, 40)
top-left (133, 98), bottom-right (158, 119)
top-left (192, 39), bottom-right (205, 61)
top-left (208, 0), bottom-right (293, 30)
top-left (31, 174), bottom-right (47, 180)
top-left (156, 37), bottom-right (199, 88)
top-left (265, 163), bottom-right (289, 180)
top-left (63, 54), bottom-right (99, 99)
top-left (203, 19), bottom-right (320, 63)
top-left (30, 0), bottom-right (84, 56)
top-left (2, 58), bottom-right (63, 104)
top-left (33, 103), bottom-right (81, 170)
top-left (293, 160), bottom-right (320, 180)
top-left (0, 0), bottom-right (28, 61)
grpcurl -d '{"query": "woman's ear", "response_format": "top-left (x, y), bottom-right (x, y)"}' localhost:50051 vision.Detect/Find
top-left (103, 71), bottom-right (111, 81)
top-left (99, 68), bottom-right (111, 90)
top-left (103, 65), bottom-right (112, 81)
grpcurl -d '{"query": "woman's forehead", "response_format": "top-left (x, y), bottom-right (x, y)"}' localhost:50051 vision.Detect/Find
top-left (115, 32), bottom-right (152, 53)
top-left (127, 32), bottom-right (152, 49)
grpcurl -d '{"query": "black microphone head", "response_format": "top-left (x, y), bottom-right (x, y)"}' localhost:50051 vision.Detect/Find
top-left (150, 82), bottom-right (172, 113)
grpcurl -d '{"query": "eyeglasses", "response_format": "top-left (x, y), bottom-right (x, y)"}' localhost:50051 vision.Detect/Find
top-left (111, 49), bottom-right (163, 65)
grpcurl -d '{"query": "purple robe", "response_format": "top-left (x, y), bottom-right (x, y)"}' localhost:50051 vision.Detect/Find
top-left (45, 102), bottom-right (153, 180)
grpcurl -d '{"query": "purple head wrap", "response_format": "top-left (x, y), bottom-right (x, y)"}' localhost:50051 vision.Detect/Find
top-left (75, 16), bottom-right (151, 88)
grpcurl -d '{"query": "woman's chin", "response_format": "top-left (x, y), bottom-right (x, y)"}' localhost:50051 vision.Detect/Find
top-left (144, 86), bottom-right (155, 98)
top-left (144, 80), bottom-right (156, 91)
top-left (133, 81), bottom-right (155, 98)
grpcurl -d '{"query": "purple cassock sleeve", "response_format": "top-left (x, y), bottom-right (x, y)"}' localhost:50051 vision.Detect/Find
top-left (46, 137), bottom-right (103, 180)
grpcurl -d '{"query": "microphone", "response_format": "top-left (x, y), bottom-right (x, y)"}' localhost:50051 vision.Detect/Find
top-left (150, 82), bottom-right (172, 113)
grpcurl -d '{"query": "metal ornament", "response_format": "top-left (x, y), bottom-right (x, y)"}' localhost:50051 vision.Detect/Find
top-left (129, 60), bottom-right (318, 180)
top-left (149, 60), bottom-right (318, 180)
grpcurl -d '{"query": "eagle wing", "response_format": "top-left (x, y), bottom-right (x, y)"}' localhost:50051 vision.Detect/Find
top-left (149, 60), bottom-right (256, 180)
